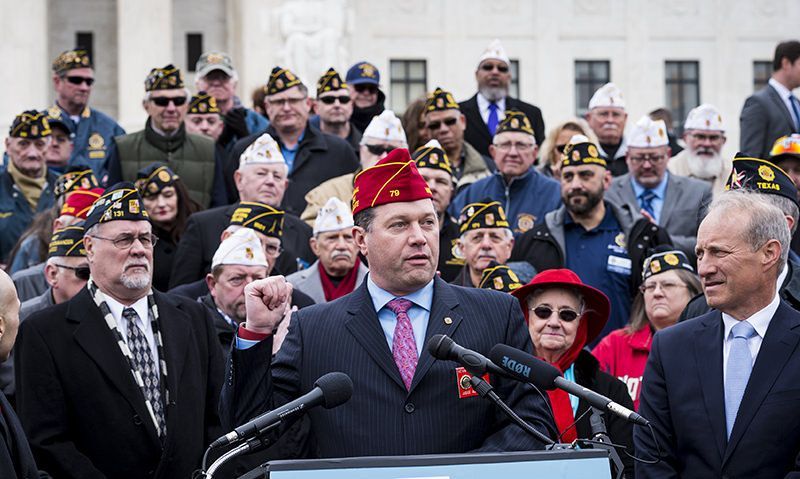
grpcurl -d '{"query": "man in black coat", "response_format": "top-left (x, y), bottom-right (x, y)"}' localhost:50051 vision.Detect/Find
top-left (459, 39), bottom-right (545, 156)
top-left (223, 67), bottom-right (359, 216)
top-left (15, 183), bottom-right (223, 479)
top-left (220, 149), bottom-right (556, 457)
top-left (0, 270), bottom-right (48, 478)
top-left (169, 133), bottom-right (315, 288)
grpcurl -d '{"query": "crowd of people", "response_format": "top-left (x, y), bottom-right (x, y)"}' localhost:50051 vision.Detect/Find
top-left (0, 37), bottom-right (799, 478)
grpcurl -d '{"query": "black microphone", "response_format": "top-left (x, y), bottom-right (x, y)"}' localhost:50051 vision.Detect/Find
top-left (426, 334), bottom-right (508, 377)
top-left (489, 344), bottom-right (650, 427)
top-left (211, 371), bottom-right (353, 448)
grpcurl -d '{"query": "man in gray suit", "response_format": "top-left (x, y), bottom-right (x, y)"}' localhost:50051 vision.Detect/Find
top-left (287, 197), bottom-right (368, 304)
top-left (740, 40), bottom-right (800, 158)
top-left (605, 116), bottom-right (712, 259)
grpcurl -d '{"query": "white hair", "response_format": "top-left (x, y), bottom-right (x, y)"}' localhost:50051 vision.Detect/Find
top-left (459, 227), bottom-right (514, 242)
top-left (143, 87), bottom-right (192, 102)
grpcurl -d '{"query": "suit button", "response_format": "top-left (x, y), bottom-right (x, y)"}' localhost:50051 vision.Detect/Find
top-left (404, 403), bottom-right (415, 413)
top-left (133, 414), bottom-right (143, 426)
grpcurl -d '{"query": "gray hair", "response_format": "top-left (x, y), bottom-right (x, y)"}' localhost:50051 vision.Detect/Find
top-left (459, 227), bottom-right (514, 242)
top-left (143, 88), bottom-right (192, 102)
top-left (707, 190), bottom-right (790, 271)
top-left (85, 223), bottom-right (100, 238)
top-left (761, 194), bottom-right (800, 235)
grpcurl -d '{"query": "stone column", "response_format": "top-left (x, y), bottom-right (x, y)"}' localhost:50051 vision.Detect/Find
top-left (116, 0), bottom-right (173, 132)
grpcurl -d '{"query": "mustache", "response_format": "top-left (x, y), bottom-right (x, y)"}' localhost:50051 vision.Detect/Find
top-left (331, 250), bottom-right (353, 260)
top-left (123, 259), bottom-right (150, 271)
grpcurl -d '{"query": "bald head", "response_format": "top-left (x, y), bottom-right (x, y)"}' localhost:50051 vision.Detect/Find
top-left (0, 270), bottom-right (20, 361)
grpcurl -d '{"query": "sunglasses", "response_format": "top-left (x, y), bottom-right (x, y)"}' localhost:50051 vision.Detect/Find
top-left (354, 84), bottom-right (378, 94)
top-left (65, 76), bottom-right (95, 86)
top-left (364, 144), bottom-right (397, 156)
top-left (427, 117), bottom-right (458, 130)
top-left (531, 305), bottom-right (580, 322)
top-left (150, 96), bottom-right (188, 107)
top-left (319, 95), bottom-right (351, 105)
top-left (555, 144), bottom-right (568, 154)
top-left (480, 63), bottom-right (509, 73)
top-left (54, 264), bottom-right (91, 281)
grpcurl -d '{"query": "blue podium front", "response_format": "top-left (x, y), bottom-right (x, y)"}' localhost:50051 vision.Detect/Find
top-left (261, 450), bottom-right (612, 479)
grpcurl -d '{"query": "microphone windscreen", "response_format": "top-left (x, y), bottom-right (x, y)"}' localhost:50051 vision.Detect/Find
top-left (315, 372), bottom-right (353, 408)
top-left (488, 343), bottom-right (560, 390)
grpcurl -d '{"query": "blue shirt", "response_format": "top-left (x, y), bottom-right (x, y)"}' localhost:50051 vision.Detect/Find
top-left (564, 364), bottom-right (579, 414)
top-left (563, 205), bottom-right (633, 345)
top-left (630, 172), bottom-right (669, 224)
top-left (367, 275), bottom-right (434, 355)
top-left (280, 130), bottom-right (306, 173)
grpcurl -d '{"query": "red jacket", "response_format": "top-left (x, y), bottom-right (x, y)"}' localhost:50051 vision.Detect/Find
top-left (591, 326), bottom-right (653, 410)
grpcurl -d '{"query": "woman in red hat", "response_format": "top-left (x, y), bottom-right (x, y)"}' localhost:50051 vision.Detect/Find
top-left (592, 248), bottom-right (701, 410)
top-left (512, 268), bottom-right (633, 473)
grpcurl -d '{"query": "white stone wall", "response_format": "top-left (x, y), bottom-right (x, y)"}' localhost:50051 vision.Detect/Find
top-left (2, 0), bottom-right (799, 161)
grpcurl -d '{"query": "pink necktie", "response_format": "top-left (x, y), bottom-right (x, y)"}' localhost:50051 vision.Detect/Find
top-left (387, 298), bottom-right (418, 390)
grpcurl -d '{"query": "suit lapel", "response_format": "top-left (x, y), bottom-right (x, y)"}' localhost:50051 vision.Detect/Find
top-left (723, 303), bottom-right (800, 465)
top-left (660, 175), bottom-right (681, 227)
top-left (693, 312), bottom-right (727, 461)
top-left (344, 283), bottom-right (406, 391)
top-left (767, 85), bottom-right (797, 132)
top-left (463, 95), bottom-right (492, 145)
top-left (70, 290), bottom-right (161, 444)
top-left (154, 292), bottom-right (190, 428)
top-left (408, 278), bottom-right (463, 393)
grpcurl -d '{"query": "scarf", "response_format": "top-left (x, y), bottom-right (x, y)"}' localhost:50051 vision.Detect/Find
top-left (543, 322), bottom-right (588, 443)
top-left (319, 258), bottom-right (361, 302)
top-left (87, 278), bottom-right (169, 439)
top-left (7, 160), bottom-right (46, 211)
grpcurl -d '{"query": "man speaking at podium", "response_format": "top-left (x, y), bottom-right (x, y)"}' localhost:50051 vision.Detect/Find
top-left (220, 149), bottom-right (556, 457)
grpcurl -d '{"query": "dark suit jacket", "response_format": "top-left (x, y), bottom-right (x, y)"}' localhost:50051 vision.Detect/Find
top-left (459, 94), bottom-right (545, 157)
top-left (168, 204), bottom-right (314, 288)
top-left (15, 288), bottom-right (224, 479)
top-left (0, 390), bottom-right (46, 478)
top-left (221, 277), bottom-right (557, 457)
top-left (604, 173), bottom-right (712, 259)
top-left (634, 302), bottom-right (800, 478)
top-left (740, 84), bottom-right (798, 159)
top-left (226, 123), bottom-right (359, 216)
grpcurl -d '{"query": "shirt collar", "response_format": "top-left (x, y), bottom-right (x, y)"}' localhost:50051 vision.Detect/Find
top-left (721, 290), bottom-right (780, 342)
top-left (769, 77), bottom-right (793, 100)
top-left (631, 171), bottom-right (669, 199)
top-left (104, 294), bottom-right (150, 328)
top-left (477, 92), bottom-right (506, 114)
top-left (367, 274), bottom-right (434, 313)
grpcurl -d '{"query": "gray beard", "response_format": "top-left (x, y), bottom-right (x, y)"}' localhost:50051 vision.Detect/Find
top-left (685, 150), bottom-right (725, 179)
top-left (479, 86), bottom-right (508, 102)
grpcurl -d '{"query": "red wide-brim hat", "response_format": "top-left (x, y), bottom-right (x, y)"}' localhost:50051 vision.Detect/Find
top-left (511, 268), bottom-right (610, 344)
top-left (351, 148), bottom-right (433, 215)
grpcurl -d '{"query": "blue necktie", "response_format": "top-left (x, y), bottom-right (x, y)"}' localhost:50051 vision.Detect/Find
top-left (638, 189), bottom-right (657, 219)
top-left (725, 320), bottom-right (756, 438)
top-left (790, 95), bottom-right (800, 132)
top-left (487, 102), bottom-right (499, 136)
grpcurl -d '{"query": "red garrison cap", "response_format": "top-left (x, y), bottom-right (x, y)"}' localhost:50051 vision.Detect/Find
top-left (351, 148), bottom-right (432, 215)
top-left (60, 187), bottom-right (104, 219)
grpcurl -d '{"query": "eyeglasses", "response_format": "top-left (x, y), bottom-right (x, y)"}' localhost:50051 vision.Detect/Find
top-left (628, 154), bottom-right (666, 165)
top-left (531, 305), bottom-right (580, 322)
top-left (266, 96), bottom-right (307, 107)
top-left (54, 264), bottom-right (91, 280)
top-left (265, 243), bottom-right (283, 256)
top-left (480, 63), bottom-right (509, 73)
top-left (364, 144), bottom-right (397, 156)
top-left (427, 117), bottom-right (459, 130)
top-left (89, 233), bottom-right (158, 249)
top-left (354, 84), bottom-right (378, 94)
top-left (494, 141), bottom-right (535, 152)
top-left (65, 75), bottom-right (95, 86)
top-left (319, 95), bottom-right (351, 105)
top-left (150, 96), bottom-right (188, 107)
top-left (639, 281), bottom-right (687, 294)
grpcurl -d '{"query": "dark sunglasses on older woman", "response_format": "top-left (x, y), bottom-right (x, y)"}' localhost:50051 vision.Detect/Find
top-left (531, 305), bottom-right (580, 322)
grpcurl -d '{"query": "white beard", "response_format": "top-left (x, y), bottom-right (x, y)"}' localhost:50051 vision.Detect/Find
top-left (685, 149), bottom-right (725, 180)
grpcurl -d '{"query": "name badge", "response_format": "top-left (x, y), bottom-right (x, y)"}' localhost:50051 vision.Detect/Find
top-left (455, 367), bottom-right (489, 399)
top-left (607, 255), bottom-right (632, 275)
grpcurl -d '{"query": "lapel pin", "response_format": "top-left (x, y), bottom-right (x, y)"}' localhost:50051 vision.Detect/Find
top-left (444, 317), bottom-right (452, 325)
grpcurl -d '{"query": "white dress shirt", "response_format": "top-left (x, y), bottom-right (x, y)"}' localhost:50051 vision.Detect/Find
top-left (476, 92), bottom-right (506, 125)
top-left (104, 294), bottom-right (161, 374)
top-left (721, 291), bottom-right (779, 384)
top-left (769, 78), bottom-right (800, 129)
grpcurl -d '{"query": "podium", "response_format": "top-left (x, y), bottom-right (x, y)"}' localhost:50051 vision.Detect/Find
top-left (239, 449), bottom-right (612, 479)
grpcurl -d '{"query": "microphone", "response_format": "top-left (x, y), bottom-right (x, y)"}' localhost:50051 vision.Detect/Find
top-left (211, 371), bottom-right (353, 448)
top-left (426, 334), bottom-right (507, 377)
top-left (489, 344), bottom-right (650, 427)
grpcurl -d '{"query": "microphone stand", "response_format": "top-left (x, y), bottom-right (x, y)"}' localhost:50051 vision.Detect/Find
top-left (574, 408), bottom-right (624, 479)
top-left (468, 376), bottom-right (555, 446)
